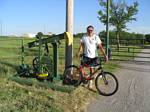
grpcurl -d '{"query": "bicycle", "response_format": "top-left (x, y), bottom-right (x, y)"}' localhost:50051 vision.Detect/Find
top-left (63, 55), bottom-right (119, 96)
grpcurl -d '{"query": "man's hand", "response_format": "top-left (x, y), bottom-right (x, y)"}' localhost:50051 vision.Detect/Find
top-left (105, 55), bottom-right (109, 62)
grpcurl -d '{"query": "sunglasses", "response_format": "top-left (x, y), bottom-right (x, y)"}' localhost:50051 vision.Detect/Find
top-left (87, 29), bottom-right (93, 32)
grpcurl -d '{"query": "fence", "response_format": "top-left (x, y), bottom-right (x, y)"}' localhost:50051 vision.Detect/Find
top-left (102, 37), bottom-right (150, 63)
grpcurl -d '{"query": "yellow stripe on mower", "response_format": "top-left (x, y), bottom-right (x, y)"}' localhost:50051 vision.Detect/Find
top-left (37, 73), bottom-right (49, 78)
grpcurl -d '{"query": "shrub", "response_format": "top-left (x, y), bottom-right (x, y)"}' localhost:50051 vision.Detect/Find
top-left (145, 34), bottom-right (150, 43)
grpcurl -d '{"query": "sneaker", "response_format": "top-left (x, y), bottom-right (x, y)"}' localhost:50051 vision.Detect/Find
top-left (88, 80), bottom-right (93, 89)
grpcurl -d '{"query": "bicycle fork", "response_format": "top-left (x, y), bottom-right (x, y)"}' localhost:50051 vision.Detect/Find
top-left (101, 71), bottom-right (108, 85)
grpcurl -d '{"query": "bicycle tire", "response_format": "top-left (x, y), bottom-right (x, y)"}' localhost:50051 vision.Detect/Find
top-left (63, 65), bottom-right (82, 86)
top-left (95, 71), bottom-right (118, 96)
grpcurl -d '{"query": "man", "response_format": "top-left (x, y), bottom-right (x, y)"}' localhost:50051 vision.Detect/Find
top-left (76, 25), bottom-right (108, 89)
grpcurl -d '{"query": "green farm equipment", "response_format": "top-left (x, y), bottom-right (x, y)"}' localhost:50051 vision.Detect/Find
top-left (17, 32), bottom-right (73, 82)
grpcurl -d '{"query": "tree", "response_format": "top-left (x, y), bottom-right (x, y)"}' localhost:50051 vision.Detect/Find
top-left (98, 0), bottom-right (138, 50)
top-left (145, 34), bottom-right (150, 43)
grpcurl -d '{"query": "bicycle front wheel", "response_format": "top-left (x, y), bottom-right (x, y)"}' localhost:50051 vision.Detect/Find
top-left (63, 65), bottom-right (82, 86)
top-left (95, 71), bottom-right (119, 96)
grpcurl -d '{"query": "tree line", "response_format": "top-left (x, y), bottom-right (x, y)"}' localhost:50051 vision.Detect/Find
top-left (74, 31), bottom-right (150, 45)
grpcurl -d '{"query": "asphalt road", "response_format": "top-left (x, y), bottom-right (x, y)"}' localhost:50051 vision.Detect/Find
top-left (86, 48), bottom-right (150, 112)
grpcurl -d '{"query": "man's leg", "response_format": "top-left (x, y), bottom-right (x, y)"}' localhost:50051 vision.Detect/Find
top-left (88, 68), bottom-right (94, 89)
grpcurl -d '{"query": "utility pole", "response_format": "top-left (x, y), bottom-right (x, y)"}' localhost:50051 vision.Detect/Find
top-left (106, 0), bottom-right (110, 56)
top-left (65, 0), bottom-right (73, 69)
top-left (0, 21), bottom-right (2, 36)
top-left (44, 25), bottom-right (46, 34)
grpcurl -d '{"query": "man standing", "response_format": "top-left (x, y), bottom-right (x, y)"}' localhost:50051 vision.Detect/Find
top-left (77, 25), bottom-right (108, 89)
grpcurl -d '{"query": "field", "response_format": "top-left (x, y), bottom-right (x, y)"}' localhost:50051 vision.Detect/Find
top-left (0, 36), bottom-right (119, 112)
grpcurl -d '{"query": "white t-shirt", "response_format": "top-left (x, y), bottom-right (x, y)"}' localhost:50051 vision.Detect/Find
top-left (80, 34), bottom-right (102, 58)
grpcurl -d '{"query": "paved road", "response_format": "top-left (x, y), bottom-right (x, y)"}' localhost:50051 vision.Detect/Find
top-left (86, 48), bottom-right (150, 112)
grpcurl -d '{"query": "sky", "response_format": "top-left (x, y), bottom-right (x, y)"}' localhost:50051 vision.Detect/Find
top-left (0, 0), bottom-right (150, 36)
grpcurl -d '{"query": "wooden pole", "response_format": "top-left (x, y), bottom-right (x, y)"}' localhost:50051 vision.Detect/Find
top-left (106, 0), bottom-right (110, 56)
top-left (65, 0), bottom-right (73, 69)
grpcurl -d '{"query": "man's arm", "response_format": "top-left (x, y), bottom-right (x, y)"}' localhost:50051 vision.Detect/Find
top-left (98, 44), bottom-right (108, 61)
top-left (76, 43), bottom-right (83, 57)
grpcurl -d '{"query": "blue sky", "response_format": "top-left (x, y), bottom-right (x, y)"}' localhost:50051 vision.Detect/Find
top-left (0, 0), bottom-right (150, 36)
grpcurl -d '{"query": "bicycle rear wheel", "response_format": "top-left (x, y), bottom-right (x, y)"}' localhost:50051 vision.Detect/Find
top-left (95, 71), bottom-right (118, 96)
top-left (63, 65), bottom-right (82, 86)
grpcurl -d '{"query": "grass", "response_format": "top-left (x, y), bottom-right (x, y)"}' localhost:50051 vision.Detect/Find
top-left (0, 36), bottom-right (119, 112)
top-left (0, 76), bottom-right (96, 112)
top-left (0, 78), bottom-right (62, 112)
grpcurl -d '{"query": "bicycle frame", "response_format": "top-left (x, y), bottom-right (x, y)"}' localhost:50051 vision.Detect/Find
top-left (79, 63), bottom-right (102, 81)
top-left (63, 56), bottom-right (119, 96)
